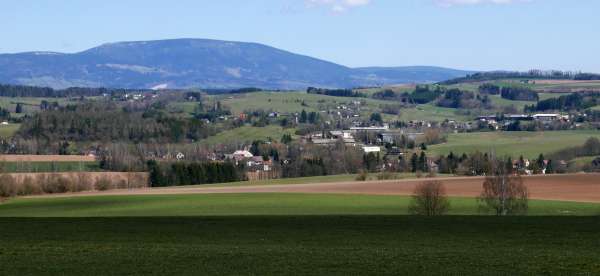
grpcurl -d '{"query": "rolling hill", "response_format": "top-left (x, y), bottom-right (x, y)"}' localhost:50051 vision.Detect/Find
top-left (0, 38), bottom-right (473, 89)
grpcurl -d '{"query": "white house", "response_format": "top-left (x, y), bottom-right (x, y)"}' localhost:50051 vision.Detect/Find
top-left (362, 146), bottom-right (381, 153)
top-left (233, 150), bottom-right (254, 158)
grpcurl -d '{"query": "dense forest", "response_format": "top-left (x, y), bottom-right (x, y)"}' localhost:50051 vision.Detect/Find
top-left (147, 160), bottom-right (241, 187)
top-left (500, 87), bottom-right (539, 101)
top-left (371, 86), bottom-right (443, 104)
top-left (17, 101), bottom-right (222, 143)
top-left (437, 89), bottom-right (492, 109)
top-left (0, 84), bottom-right (151, 98)
top-left (478, 83), bottom-right (501, 95)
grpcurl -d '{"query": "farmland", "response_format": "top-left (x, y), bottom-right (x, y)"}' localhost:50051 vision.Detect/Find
top-left (216, 91), bottom-right (471, 122)
top-left (0, 216), bottom-right (599, 275)
top-left (427, 130), bottom-right (600, 158)
top-left (1, 193), bottom-right (599, 217)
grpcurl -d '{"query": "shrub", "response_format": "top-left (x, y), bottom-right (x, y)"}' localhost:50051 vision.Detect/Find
top-left (479, 171), bottom-right (528, 216)
top-left (94, 177), bottom-right (113, 191)
top-left (377, 171), bottom-right (397, 180)
top-left (75, 173), bottom-right (93, 192)
top-left (19, 176), bottom-right (42, 196)
top-left (355, 170), bottom-right (368, 181)
top-left (0, 174), bottom-right (17, 198)
top-left (408, 181), bottom-right (450, 216)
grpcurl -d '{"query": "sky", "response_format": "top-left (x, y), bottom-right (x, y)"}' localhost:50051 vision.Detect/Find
top-left (1, 0), bottom-right (598, 72)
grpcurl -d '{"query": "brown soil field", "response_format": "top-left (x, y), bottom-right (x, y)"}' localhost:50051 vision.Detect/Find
top-left (32, 173), bottom-right (600, 203)
top-left (0, 155), bottom-right (96, 162)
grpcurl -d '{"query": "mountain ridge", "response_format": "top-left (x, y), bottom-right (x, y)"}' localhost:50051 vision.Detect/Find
top-left (0, 38), bottom-right (475, 89)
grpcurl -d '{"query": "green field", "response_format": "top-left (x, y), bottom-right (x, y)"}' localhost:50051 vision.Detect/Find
top-left (1, 194), bottom-right (599, 275)
top-left (0, 215), bottom-right (599, 275)
top-left (1, 194), bottom-right (599, 217)
top-left (218, 91), bottom-right (470, 122)
top-left (0, 161), bottom-right (101, 173)
top-left (0, 123), bottom-right (19, 138)
top-left (200, 173), bottom-right (445, 188)
top-left (0, 96), bottom-right (72, 114)
top-left (428, 130), bottom-right (600, 159)
top-left (198, 125), bottom-right (296, 146)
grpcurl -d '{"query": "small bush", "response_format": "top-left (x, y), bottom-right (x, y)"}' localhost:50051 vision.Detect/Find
top-left (117, 179), bottom-right (128, 189)
top-left (0, 174), bottom-right (17, 198)
top-left (43, 174), bottom-right (71, 194)
top-left (415, 171), bottom-right (423, 178)
top-left (75, 173), bottom-right (93, 192)
top-left (355, 171), bottom-right (368, 181)
top-left (95, 177), bottom-right (113, 191)
top-left (408, 181), bottom-right (450, 216)
top-left (18, 176), bottom-right (42, 196)
top-left (377, 171), bottom-right (397, 180)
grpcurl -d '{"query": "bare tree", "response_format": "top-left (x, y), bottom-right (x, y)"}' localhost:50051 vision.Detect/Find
top-left (408, 181), bottom-right (450, 216)
top-left (478, 159), bottom-right (529, 216)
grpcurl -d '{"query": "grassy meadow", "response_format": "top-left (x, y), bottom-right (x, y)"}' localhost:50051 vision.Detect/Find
top-left (428, 130), bottom-right (600, 159)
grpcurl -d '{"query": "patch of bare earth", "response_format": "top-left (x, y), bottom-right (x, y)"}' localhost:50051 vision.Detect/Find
top-left (29, 173), bottom-right (600, 203)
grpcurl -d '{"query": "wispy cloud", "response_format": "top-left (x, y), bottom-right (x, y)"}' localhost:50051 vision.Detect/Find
top-left (434, 0), bottom-right (532, 7)
top-left (305, 0), bottom-right (372, 13)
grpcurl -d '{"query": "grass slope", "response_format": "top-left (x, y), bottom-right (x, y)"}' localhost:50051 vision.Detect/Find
top-left (218, 91), bottom-right (469, 122)
top-left (0, 123), bottom-right (19, 138)
top-left (428, 130), bottom-right (600, 159)
top-left (1, 194), bottom-right (598, 217)
top-left (198, 125), bottom-right (296, 146)
top-left (0, 216), bottom-right (599, 275)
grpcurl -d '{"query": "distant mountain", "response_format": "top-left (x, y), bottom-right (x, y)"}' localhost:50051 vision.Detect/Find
top-left (0, 39), bottom-right (474, 89)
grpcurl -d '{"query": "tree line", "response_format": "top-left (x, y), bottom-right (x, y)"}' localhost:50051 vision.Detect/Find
top-left (525, 92), bottom-right (600, 111)
top-left (147, 160), bottom-right (241, 187)
top-left (500, 87), bottom-right (539, 101)
top-left (440, 70), bottom-right (600, 85)
top-left (17, 101), bottom-right (223, 144)
top-left (307, 87), bottom-right (366, 98)
top-left (0, 84), bottom-right (151, 98)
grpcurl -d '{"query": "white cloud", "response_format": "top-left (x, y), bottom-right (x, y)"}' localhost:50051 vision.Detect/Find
top-left (305, 0), bottom-right (372, 13)
top-left (435, 0), bottom-right (532, 7)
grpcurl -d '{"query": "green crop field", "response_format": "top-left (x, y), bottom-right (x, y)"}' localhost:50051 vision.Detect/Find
top-left (0, 161), bottom-right (101, 173)
top-left (0, 215), bottom-right (599, 275)
top-left (428, 130), bottom-right (600, 159)
top-left (1, 194), bottom-right (599, 275)
top-left (1, 194), bottom-right (599, 217)
top-left (199, 173), bottom-right (450, 188)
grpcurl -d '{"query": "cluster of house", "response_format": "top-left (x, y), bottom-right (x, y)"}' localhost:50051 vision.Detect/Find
top-left (477, 113), bottom-right (569, 129)
top-left (303, 124), bottom-right (424, 155)
top-left (511, 158), bottom-right (567, 175)
top-left (225, 150), bottom-right (273, 172)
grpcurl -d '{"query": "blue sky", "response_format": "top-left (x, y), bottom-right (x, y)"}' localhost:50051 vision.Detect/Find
top-left (1, 0), bottom-right (598, 72)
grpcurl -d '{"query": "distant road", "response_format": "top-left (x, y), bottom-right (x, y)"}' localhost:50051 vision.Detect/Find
top-left (27, 173), bottom-right (600, 203)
